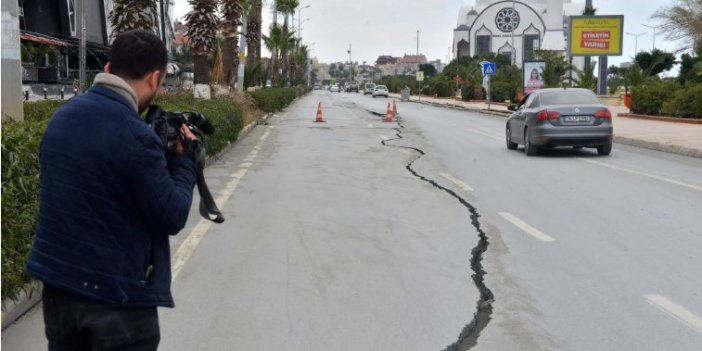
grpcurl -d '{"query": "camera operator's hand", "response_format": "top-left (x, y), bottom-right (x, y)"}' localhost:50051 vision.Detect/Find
top-left (175, 125), bottom-right (198, 156)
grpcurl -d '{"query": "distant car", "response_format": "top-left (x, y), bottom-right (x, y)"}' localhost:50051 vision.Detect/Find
top-left (505, 88), bottom-right (613, 156)
top-left (346, 82), bottom-right (359, 93)
top-left (330, 84), bottom-right (340, 93)
top-left (364, 83), bottom-right (375, 95)
top-left (372, 85), bottom-right (389, 98)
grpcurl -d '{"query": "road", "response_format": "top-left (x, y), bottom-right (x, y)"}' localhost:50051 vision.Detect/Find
top-left (3, 91), bottom-right (702, 350)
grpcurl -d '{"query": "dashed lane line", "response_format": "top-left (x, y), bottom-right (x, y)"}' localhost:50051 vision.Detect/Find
top-left (579, 158), bottom-right (702, 192)
top-left (498, 212), bottom-right (556, 242)
top-left (644, 294), bottom-right (702, 334)
top-left (440, 173), bottom-right (474, 192)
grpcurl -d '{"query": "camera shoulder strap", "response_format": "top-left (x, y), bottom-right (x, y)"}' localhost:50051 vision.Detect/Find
top-left (196, 159), bottom-right (225, 223)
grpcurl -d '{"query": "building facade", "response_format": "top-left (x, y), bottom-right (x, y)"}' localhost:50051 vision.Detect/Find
top-left (452, 0), bottom-right (585, 67)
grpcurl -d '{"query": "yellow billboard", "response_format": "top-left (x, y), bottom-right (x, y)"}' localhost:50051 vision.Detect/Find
top-left (568, 16), bottom-right (624, 56)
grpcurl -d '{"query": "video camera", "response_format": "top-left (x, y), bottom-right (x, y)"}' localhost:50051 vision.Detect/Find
top-left (145, 105), bottom-right (224, 223)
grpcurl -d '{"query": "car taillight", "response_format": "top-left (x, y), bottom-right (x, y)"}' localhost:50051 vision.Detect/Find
top-left (594, 109), bottom-right (612, 119)
top-left (537, 110), bottom-right (561, 120)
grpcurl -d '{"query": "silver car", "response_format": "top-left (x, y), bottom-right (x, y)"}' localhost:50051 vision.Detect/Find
top-left (372, 85), bottom-right (389, 98)
top-left (505, 88), bottom-right (614, 156)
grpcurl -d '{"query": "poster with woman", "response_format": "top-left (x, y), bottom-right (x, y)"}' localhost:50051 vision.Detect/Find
top-left (523, 61), bottom-right (545, 94)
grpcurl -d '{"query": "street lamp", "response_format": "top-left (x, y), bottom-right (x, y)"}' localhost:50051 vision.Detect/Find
top-left (642, 24), bottom-right (663, 50)
top-left (626, 31), bottom-right (647, 56)
top-left (297, 5), bottom-right (310, 38)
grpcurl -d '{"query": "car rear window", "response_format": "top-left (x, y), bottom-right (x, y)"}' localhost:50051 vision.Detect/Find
top-left (540, 91), bottom-right (600, 105)
top-left (377, 85), bottom-right (387, 89)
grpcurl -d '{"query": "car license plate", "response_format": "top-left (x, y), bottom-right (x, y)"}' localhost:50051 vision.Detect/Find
top-left (563, 116), bottom-right (592, 122)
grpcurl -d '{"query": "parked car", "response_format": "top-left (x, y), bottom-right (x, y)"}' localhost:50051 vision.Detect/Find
top-left (372, 85), bottom-right (389, 98)
top-left (364, 83), bottom-right (375, 95)
top-left (505, 88), bottom-right (613, 156)
top-left (346, 82), bottom-right (359, 93)
top-left (330, 84), bottom-right (340, 93)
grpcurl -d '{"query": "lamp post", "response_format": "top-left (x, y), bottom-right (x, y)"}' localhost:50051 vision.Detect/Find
top-left (297, 5), bottom-right (310, 38)
top-left (642, 24), bottom-right (662, 50)
top-left (626, 32), bottom-right (647, 56)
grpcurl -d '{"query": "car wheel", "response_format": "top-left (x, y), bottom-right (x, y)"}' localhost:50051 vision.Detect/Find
top-left (597, 143), bottom-right (612, 156)
top-left (524, 128), bottom-right (539, 156)
top-left (506, 126), bottom-right (518, 150)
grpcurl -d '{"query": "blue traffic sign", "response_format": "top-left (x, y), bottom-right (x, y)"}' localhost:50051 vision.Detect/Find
top-left (481, 61), bottom-right (496, 76)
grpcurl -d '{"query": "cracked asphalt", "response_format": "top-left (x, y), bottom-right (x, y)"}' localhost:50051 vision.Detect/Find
top-left (3, 91), bottom-right (702, 350)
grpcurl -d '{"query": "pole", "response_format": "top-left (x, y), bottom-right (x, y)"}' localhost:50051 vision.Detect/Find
top-left (416, 30), bottom-right (419, 56)
top-left (511, 0), bottom-right (515, 65)
top-left (236, 15), bottom-right (247, 92)
top-left (584, 0), bottom-right (592, 69)
top-left (642, 24), bottom-right (661, 50)
top-left (79, 0), bottom-right (86, 92)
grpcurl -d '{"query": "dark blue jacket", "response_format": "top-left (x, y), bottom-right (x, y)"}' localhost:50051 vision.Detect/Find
top-left (26, 85), bottom-right (197, 308)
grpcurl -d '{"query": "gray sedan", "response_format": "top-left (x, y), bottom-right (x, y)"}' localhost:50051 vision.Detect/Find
top-left (505, 88), bottom-right (614, 156)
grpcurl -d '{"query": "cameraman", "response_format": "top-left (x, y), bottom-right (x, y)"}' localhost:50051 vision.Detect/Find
top-left (26, 30), bottom-right (197, 350)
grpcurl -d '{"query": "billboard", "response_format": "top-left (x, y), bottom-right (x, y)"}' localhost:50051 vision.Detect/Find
top-left (568, 15), bottom-right (624, 56)
top-left (523, 61), bottom-right (546, 95)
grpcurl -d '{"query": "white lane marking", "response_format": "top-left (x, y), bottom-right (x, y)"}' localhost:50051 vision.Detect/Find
top-left (478, 128), bottom-right (504, 138)
top-left (172, 130), bottom-right (272, 281)
top-left (470, 129), bottom-right (503, 141)
top-left (380, 135), bottom-right (390, 141)
top-left (579, 158), bottom-right (702, 192)
top-left (440, 173), bottom-right (474, 192)
top-left (498, 212), bottom-right (556, 242)
top-left (368, 123), bottom-right (374, 128)
top-left (644, 294), bottom-right (702, 334)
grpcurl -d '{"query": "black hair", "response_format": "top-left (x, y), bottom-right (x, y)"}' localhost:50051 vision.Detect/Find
top-left (110, 30), bottom-right (168, 80)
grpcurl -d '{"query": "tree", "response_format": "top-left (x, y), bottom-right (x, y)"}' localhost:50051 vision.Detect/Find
top-left (262, 24), bottom-right (291, 86)
top-left (634, 49), bottom-right (676, 76)
top-left (220, 0), bottom-right (244, 87)
top-left (185, 0), bottom-right (219, 84)
top-left (245, 0), bottom-right (263, 86)
top-left (652, 0), bottom-right (702, 52)
top-left (276, 0), bottom-right (299, 86)
top-left (533, 50), bottom-right (574, 87)
top-left (574, 61), bottom-right (598, 91)
top-left (678, 52), bottom-right (702, 83)
top-left (109, 0), bottom-right (157, 38)
top-left (418, 63), bottom-right (437, 78)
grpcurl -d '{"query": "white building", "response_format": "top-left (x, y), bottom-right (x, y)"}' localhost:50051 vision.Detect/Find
top-left (452, 0), bottom-right (586, 67)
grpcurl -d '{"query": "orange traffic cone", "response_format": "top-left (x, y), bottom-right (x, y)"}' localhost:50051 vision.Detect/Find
top-left (383, 102), bottom-right (394, 122)
top-left (315, 102), bottom-right (324, 123)
top-left (392, 100), bottom-right (399, 116)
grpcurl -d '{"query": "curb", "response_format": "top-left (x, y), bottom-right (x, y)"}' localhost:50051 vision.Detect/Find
top-left (402, 98), bottom-right (701, 158)
top-left (0, 111), bottom-right (276, 331)
top-left (613, 136), bottom-right (702, 158)
top-left (1, 281), bottom-right (42, 330)
top-left (619, 113), bottom-right (702, 125)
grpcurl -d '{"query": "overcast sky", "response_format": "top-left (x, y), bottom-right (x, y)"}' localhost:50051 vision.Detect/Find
top-left (173, 0), bottom-right (687, 69)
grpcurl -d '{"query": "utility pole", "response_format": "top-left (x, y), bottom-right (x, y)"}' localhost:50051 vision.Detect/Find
top-left (416, 30), bottom-right (420, 55)
top-left (1, 0), bottom-right (24, 121)
top-left (79, 0), bottom-right (86, 92)
top-left (236, 15), bottom-right (247, 92)
top-left (347, 44), bottom-right (352, 64)
top-left (626, 32), bottom-right (647, 56)
top-left (642, 24), bottom-right (662, 50)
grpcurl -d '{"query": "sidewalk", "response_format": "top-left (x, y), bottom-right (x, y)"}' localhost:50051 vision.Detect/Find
top-left (390, 93), bottom-right (702, 158)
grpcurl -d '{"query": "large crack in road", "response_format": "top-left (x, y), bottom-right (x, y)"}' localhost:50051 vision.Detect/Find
top-left (372, 112), bottom-right (494, 350)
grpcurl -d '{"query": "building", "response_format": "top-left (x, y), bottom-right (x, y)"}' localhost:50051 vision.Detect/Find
top-left (429, 59), bottom-right (445, 73)
top-left (452, 0), bottom-right (586, 67)
top-left (397, 54), bottom-right (428, 75)
top-left (18, 0), bottom-right (176, 83)
top-left (374, 55), bottom-right (400, 77)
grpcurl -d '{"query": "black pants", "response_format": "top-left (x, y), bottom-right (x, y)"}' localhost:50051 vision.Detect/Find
top-left (42, 285), bottom-right (160, 351)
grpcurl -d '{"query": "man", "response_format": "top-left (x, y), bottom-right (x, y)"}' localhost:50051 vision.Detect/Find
top-left (26, 30), bottom-right (198, 350)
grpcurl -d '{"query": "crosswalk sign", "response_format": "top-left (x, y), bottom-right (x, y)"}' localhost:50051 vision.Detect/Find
top-left (481, 61), bottom-right (496, 76)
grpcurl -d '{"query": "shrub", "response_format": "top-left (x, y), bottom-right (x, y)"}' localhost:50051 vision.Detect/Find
top-left (248, 87), bottom-right (300, 112)
top-left (630, 80), bottom-right (679, 115)
top-left (661, 84), bottom-right (702, 118)
top-left (490, 81), bottom-right (518, 103)
top-left (433, 79), bottom-right (455, 98)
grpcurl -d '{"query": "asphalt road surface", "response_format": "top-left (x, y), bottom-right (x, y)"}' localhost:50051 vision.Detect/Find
top-left (3, 91), bottom-right (701, 351)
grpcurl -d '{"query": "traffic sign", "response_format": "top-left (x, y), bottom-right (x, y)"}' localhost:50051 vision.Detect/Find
top-left (416, 71), bottom-right (425, 82)
top-left (481, 61), bottom-right (496, 76)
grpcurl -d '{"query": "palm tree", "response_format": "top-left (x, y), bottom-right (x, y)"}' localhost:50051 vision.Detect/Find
top-left (185, 0), bottom-right (219, 84)
top-left (263, 24), bottom-right (284, 86)
top-left (220, 0), bottom-right (244, 87)
top-left (276, 0), bottom-right (299, 85)
top-left (109, 0), bottom-right (158, 38)
top-left (246, 0), bottom-right (263, 86)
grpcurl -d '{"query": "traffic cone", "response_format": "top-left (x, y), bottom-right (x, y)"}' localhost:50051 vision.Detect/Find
top-left (383, 102), bottom-right (394, 122)
top-left (392, 100), bottom-right (399, 116)
top-left (314, 102), bottom-right (324, 123)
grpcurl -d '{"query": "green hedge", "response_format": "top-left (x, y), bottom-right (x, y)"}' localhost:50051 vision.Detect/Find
top-left (247, 87), bottom-right (304, 113)
top-left (630, 80), bottom-right (679, 115)
top-left (661, 84), bottom-right (702, 118)
top-left (1, 94), bottom-right (249, 301)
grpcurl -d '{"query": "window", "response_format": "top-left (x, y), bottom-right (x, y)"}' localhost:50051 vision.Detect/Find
top-left (457, 40), bottom-right (470, 58)
top-left (541, 91), bottom-right (600, 105)
top-left (523, 34), bottom-right (540, 60)
top-left (528, 95), bottom-right (540, 108)
top-left (476, 36), bottom-right (491, 55)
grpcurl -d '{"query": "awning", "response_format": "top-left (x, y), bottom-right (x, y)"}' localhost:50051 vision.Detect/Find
top-left (20, 33), bottom-right (70, 47)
